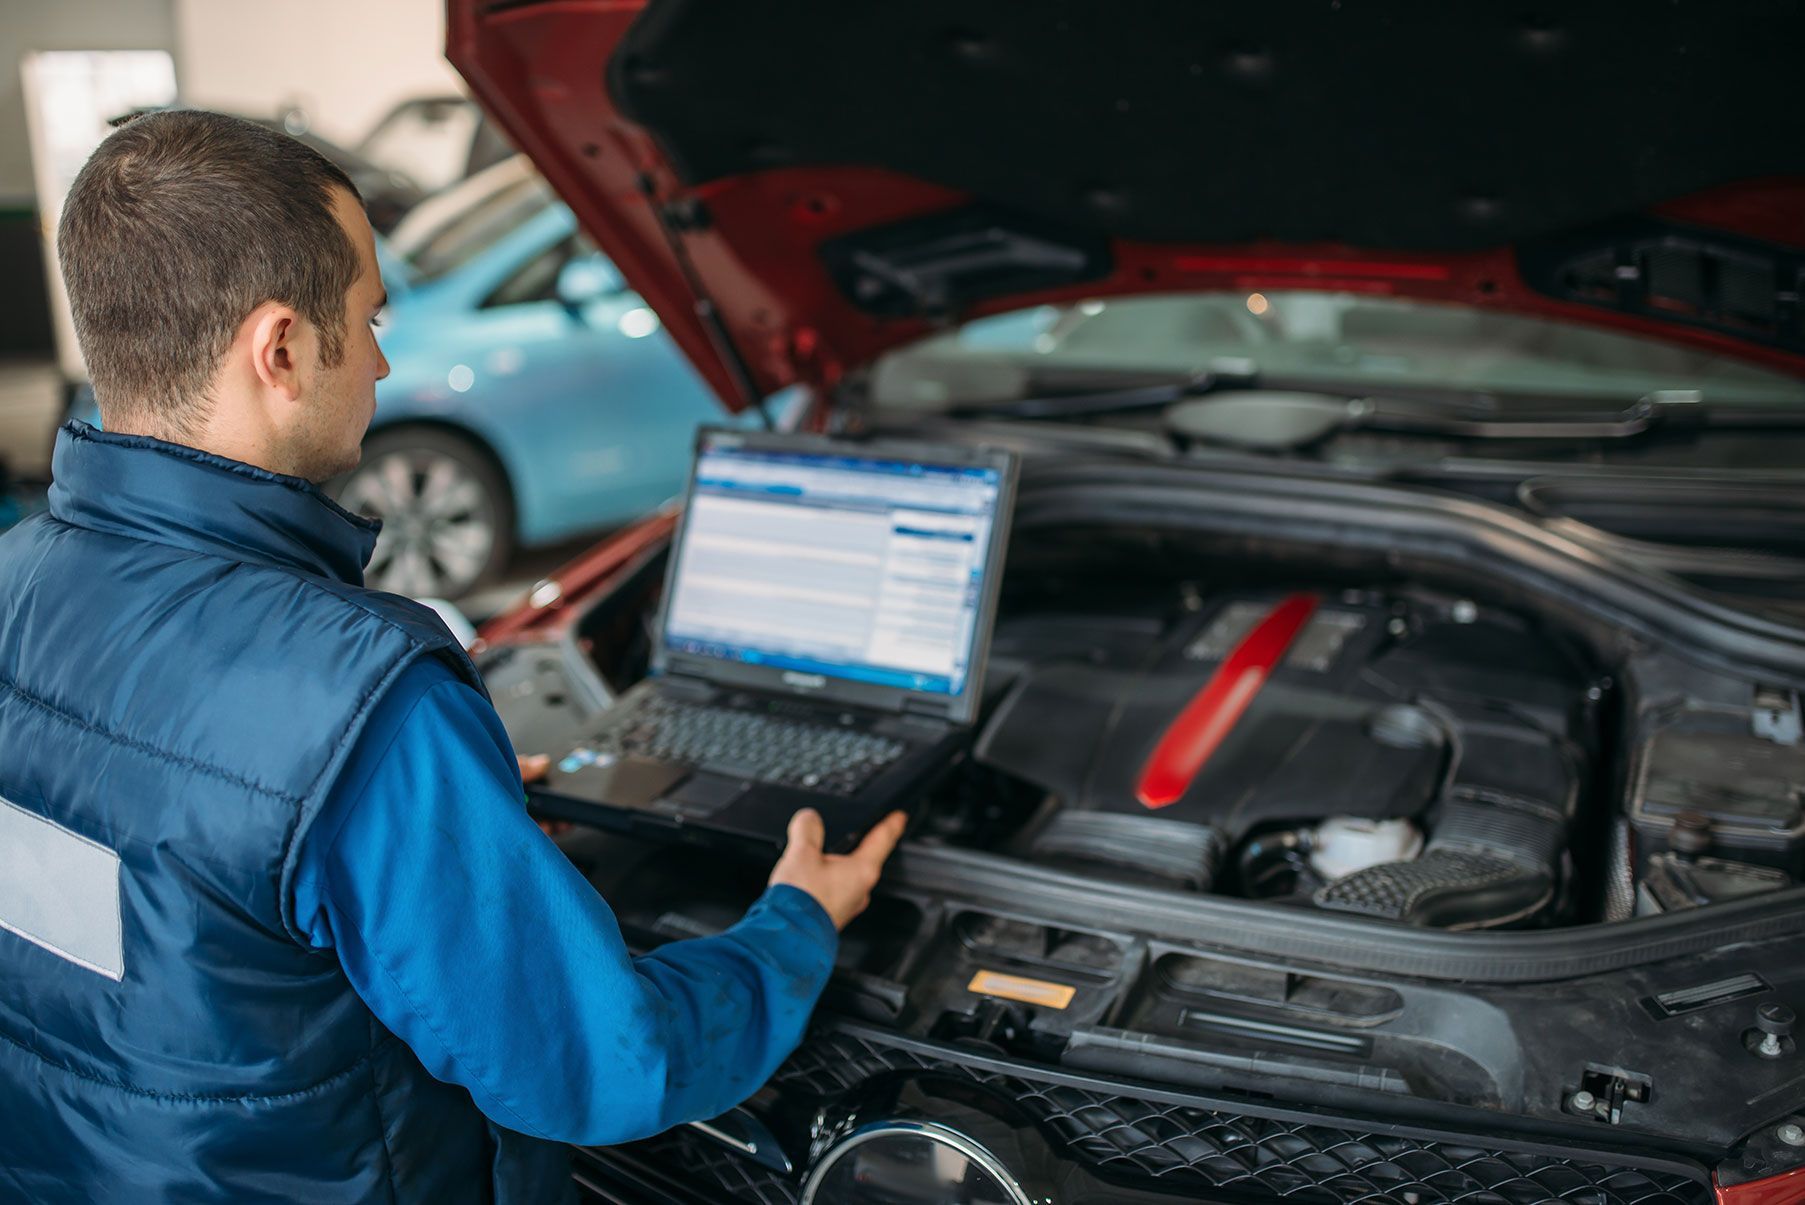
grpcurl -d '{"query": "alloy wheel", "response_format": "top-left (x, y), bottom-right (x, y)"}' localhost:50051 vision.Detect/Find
top-left (339, 447), bottom-right (499, 598)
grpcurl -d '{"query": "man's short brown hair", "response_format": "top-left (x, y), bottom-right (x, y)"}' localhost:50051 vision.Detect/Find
top-left (58, 109), bottom-right (363, 432)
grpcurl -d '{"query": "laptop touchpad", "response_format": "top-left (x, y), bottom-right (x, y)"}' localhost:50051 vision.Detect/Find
top-left (666, 772), bottom-right (749, 816)
top-left (582, 756), bottom-right (692, 808)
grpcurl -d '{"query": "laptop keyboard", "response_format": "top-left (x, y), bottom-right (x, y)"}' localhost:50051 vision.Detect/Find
top-left (590, 693), bottom-right (907, 796)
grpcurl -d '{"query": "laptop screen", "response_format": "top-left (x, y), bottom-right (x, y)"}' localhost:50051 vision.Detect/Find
top-left (661, 441), bottom-right (1006, 698)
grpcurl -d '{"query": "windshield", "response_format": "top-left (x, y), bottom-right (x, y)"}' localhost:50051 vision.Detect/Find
top-left (873, 291), bottom-right (1805, 408)
top-left (400, 172), bottom-right (554, 284)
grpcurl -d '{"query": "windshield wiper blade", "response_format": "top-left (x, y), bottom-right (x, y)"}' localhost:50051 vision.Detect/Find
top-left (960, 375), bottom-right (1805, 444)
top-left (947, 362), bottom-right (1681, 430)
top-left (1356, 390), bottom-right (1805, 438)
top-left (1360, 391), bottom-right (1690, 439)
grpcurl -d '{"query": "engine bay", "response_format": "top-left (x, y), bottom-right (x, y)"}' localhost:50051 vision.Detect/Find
top-left (495, 511), bottom-right (1805, 935)
top-left (480, 499), bottom-right (1805, 1134)
top-left (969, 587), bottom-right (1597, 929)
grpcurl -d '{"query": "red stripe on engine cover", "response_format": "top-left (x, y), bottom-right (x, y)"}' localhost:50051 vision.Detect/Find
top-left (1136, 592), bottom-right (1320, 809)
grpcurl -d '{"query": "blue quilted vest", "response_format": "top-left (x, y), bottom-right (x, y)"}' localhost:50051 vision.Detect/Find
top-left (0, 423), bottom-right (567, 1203)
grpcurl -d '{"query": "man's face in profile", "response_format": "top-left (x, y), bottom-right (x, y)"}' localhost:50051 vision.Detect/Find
top-left (291, 187), bottom-right (390, 483)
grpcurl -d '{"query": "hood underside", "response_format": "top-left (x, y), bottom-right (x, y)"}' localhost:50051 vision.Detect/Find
top-left (449, 0), bottom-right (1805, 408)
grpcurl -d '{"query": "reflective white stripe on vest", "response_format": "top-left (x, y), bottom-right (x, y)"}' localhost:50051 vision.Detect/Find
top-left (0, 794), bottom-right (123, 981)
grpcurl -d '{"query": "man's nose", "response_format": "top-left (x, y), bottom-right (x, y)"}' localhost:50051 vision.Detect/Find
top-left (376, 343), bottom-right (391, 382)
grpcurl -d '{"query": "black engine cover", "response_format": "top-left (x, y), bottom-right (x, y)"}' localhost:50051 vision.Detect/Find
top-left (975, 589), bottom-right (1597, 924)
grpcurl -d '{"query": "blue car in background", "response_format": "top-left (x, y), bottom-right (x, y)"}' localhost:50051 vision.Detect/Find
top-left (337, 155), bottom-right (743, 597)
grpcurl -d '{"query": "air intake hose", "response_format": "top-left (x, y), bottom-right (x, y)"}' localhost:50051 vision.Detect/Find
top-left (1313, 792), bottom-right (1565, 929)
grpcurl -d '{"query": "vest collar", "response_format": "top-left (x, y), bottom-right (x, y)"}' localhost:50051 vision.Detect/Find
top-left (48, 421), bottom-right (379, 585)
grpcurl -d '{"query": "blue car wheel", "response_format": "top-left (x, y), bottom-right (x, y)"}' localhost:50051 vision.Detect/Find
top-left (335, 426), bottom-right (515, 599)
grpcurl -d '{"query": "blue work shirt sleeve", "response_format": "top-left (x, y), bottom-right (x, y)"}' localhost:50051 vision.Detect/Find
top-left (291, 657), bottom-right (838, 1146)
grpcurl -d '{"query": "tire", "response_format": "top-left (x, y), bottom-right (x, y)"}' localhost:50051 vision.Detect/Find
top-left (334, 426), bottom-right (515, 600)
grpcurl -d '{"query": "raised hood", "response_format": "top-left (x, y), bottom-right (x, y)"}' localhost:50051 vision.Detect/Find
top-left (448, 0), bottom-right (1805, 410)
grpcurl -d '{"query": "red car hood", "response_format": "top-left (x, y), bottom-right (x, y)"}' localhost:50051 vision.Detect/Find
top-left (448, 0), bottom-right (1805, 410)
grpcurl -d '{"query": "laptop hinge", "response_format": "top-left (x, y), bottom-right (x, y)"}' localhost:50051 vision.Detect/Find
top-left (901, 697), bottom-right (953, 722)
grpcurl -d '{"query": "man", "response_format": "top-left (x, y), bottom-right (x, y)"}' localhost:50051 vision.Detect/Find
top-left (0, 109), bottom-right (905, 1203)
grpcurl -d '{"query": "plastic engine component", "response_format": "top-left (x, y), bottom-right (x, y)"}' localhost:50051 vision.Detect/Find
top-left (978, 588), bottom-right (1595, 927)
top-left (1310, 817), bottom-right (1424, 881)
top-left (1028, 810), bottom-right (1224, 891)
top-left (1313, 792), bottom-right (1568, 927)
top-left (1630, 714), bottom-right (1805, 872)
top-left (1314, 850), bottom-right (1532, 927)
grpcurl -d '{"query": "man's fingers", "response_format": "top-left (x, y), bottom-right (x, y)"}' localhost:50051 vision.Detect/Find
top-left (771, 809), bottom-right (904, 929)
top-left (784, 808), bottom-right (826, 857)
top-left (852, 811), bottom-right (909, 870)
top-left (518, 754), bottom-right (551, 784)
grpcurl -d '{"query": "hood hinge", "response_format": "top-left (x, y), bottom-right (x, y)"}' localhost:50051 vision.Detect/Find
top-left (639, 179), bottom-right (774, 429)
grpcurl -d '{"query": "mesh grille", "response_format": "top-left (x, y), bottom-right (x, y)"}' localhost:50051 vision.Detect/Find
top-left (1314, 850), bottom-right (1521, 919)
top-left (603, 1031), bottom-right (1708, 1204)
top-left (769, 1031), bottom-right (1712, 1205)
top-left (619, 1126), bottom-right (798, 1205)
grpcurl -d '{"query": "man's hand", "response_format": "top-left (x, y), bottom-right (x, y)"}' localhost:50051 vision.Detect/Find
top-left (518, 755), bottom-right (572, 836)
top-left (768, 809), bottom-right (907, 930)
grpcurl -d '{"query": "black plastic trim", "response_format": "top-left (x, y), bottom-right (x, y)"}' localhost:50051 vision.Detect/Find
top-left (1011, 458), bottom-right (1805, 682)
top-left (1519, 217), bottom-right (1805, 355)
top-left (887, 843), bottom-right (1805, 983)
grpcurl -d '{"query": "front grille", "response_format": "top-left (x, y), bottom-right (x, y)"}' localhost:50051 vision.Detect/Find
top-left (1022, 1092), bottom-right (1701, 1203)
top-left (620, 1127), bottom-right (797, 1205)
top-left (614, 1028), bottom-right (1712, 1204)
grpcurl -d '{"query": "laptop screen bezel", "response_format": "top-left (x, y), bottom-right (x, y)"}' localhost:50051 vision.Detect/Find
top-left (650, 427), bottom-right (1018, 726)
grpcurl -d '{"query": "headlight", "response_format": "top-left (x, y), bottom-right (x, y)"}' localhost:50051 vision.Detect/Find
top-left (800, 1120), bottom-right (1033, 1205)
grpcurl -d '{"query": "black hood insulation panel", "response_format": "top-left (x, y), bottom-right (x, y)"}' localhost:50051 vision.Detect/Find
top-left (612, 0), bottom-right (1805, 252)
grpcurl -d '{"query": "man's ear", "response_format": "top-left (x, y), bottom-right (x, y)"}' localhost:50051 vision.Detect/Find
top-left (247, 303), bottom-right (303, 401)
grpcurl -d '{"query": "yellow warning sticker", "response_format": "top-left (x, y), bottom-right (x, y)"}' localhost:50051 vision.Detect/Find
top-left (966, 969), bottom-right (1077, 1010)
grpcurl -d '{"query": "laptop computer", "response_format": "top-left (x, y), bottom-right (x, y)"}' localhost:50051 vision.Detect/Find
top-left (532, 428), bottom-right (1018, 853)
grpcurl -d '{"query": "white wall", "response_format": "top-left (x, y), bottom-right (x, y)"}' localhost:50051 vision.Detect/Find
top-left (174, 0), bottom-right (464, 147)
top-left (0, 0), bottom-right (178, 205)
top-left (1, 0), bottom-right (462, 203)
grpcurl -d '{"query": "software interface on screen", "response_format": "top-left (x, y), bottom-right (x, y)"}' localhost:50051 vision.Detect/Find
top-left (662, 445), bottom-right (1004, 696)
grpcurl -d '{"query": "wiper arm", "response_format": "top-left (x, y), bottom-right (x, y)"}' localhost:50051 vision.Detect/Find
top-left (1361, 390), bottom-right (1700, 439)
top-left (1354, 389), bottom-right (1805, 439)
top-left (949, 370), bottom-right (1226, 419)
top-left (948, 360), bottom-right (1688, 431)
top-left (962, 373), bottom-right (1805, 446)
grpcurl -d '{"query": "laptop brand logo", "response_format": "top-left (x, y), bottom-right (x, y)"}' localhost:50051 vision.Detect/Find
top-left (783, 671), bottom-right (828, 690)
